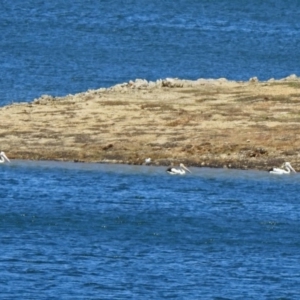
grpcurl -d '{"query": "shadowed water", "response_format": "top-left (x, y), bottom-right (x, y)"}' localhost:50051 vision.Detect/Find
top-left (1, 161), bottom-right (299, 299)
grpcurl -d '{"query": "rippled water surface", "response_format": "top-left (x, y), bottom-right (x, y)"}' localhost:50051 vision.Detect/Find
top-left (1, 1), bottom-right (300, 297)
top-left (1, 0), bottom-right (300, 105)
top-left (1, 161), bottom-right (300, 299)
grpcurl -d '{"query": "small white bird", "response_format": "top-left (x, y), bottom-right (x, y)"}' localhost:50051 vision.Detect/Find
top-left (269, 162), bottom-right (296, 174)
top-left (166, 163), bottom-right (191, 175)
top-left (0, 151), bottom-right (10, 163)
top-left (145, 158), bottom-right (151, 165)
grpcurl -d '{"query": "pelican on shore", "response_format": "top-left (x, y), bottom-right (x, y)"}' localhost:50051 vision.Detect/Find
top-left (0, 151), bottom-right (10, 163)
top-left (269, 162), bottom-right (296, 174)
top-left (166, 163), bottom-right (191, 175)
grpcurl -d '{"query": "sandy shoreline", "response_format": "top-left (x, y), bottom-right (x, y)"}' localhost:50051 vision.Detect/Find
top-left (1, 75), bottom-right (300, 171)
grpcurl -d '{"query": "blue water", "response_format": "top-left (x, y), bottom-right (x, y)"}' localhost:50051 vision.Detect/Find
top-left (1, 161), bottom-right (300, 299)
top-left (2, 1), bottom-right (300, 298)
top-left (1, 0), bottom-right (300, 105)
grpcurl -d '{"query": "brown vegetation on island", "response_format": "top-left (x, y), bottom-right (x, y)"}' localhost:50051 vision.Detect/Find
top-left (1, 75), bottom-right (300, 171)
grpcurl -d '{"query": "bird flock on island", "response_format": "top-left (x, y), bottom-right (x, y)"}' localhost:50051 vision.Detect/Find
top-left (0, 152), bottom-right (297, 176)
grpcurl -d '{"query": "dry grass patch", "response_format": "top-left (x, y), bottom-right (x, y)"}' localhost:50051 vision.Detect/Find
top-left (236, 94), bottom-right (294, 104)
top-left (271, 108), bottom-right (293, 112)
top-left (101, 100), bottom-right (129, 106)
top-left (33, 109), bottom-right (73, 115)
top-left (195, 97), bottom-right (218, 103)
top-left (286, 116), bottom-right (300, 122)
top-left (166, 116), bottom-right (192, 127)
top-left (52, 101), bottom-right (76, 106)
top-left (141, 103), bottom-right (175, 111)
top-left (169, 136), bottom-right (188, 142)
top-left (0, 130), bottom-right (33, 136)
top-left (290, 93), bottom-right (300, 98)
top-left (248, 124), bottom-right (272, 130)
top-left (186, 90), bottom-right (222, 98)
top-left (235, 95), bottom-right (268, 103)
top-left (270, 81), bottom-right (300, 89)
top-left (31, 133), bottom-right (60, 139)
top-left (73, 134), bottom-right (94, 143)
top-left (267, 95), bottom-right (293, 103)
top-left (209, 103), bottom-right (243, 114)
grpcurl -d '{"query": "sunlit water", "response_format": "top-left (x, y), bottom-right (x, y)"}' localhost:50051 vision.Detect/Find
top-left (1, 1), bottom-right (300, 297)
top-left (1, 0), bottom-right (300, 105)
top-left (1, 161), bottom-right (300, 299)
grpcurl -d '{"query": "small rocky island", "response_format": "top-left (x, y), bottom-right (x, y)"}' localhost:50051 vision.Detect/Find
top-left (1, 75), bottom-right (300, 171)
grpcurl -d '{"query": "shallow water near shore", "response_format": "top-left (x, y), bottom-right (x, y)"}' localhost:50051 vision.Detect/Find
top-left (1, 161), bottom-right (300, 298)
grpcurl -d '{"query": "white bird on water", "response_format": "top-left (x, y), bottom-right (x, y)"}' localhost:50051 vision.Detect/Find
top-left (166, 163), bottom-right (191, 175)
top-left (269, 162), bottom-right (296, 175)
top-left (145, 158), bottom-right (151, 165)
top-left (0, 151), bottom-right (10, 163)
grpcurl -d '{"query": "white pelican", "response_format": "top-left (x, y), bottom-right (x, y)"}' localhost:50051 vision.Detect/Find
top-left (166, 163), bottom-right (191, 175)
top-left (269, 162), bottom-right (296, 174)
top-left (0, 151), bottom-right (10, 163)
